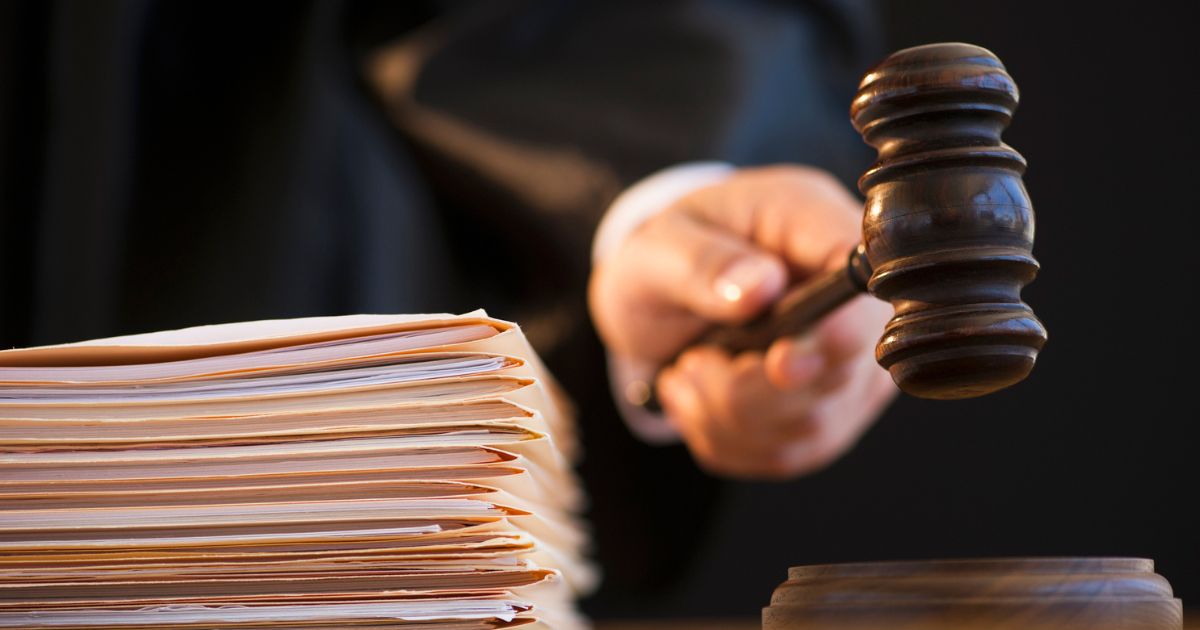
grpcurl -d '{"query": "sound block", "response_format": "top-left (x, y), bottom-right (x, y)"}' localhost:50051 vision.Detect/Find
top-left (763, 557), bottom-right (1181, 629)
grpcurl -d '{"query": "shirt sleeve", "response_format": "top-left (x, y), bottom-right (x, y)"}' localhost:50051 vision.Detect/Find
top-left (591, 161), bottom-right (735, 444)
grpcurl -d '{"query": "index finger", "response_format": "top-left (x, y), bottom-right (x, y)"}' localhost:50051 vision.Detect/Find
top-left (675, 165), bottom-right (862, 277)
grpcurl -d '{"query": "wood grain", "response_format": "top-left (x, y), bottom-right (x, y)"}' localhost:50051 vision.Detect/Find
top-left (851, 42), bottom-right (1047, 399)
top-left (763, 557), bottom-right (1182, 629)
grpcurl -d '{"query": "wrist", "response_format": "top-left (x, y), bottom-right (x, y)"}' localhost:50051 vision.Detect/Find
top-left (593, 161), bottom-right (735, 444)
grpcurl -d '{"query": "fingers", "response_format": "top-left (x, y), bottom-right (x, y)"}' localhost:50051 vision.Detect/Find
top-left (671, 346), bottom-right (821, 436)
top-left (764, 336), bottom-right (827, 391)
top-left (590, 210), bottom-right (787, 360)
top-left (633, 212), bottom-right (788, 322)
top-left (676, 165), bottom-right (862, 275)
top-left (658, 344), bottom-right (887, 480)
top-left (589, 164), bottom-right (898, 480)
top-left (590, 164), bottom-right (867, 364)
top-left (763, 294), bottom-right (893, 389)
top-left (658, 291), bottom-right (897, 480)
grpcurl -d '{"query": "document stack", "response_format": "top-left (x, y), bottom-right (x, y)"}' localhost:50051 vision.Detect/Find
top-left (0, 312), bottom-right (592, 629)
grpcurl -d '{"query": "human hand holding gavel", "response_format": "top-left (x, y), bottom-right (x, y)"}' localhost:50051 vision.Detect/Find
top-left (590, 43), bottom-right (1046, 479)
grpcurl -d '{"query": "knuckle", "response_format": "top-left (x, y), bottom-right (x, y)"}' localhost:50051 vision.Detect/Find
top-left (676, 346), bottom-right (725, 375)
top-left (798, 408), bottom-right (827, 434)
top-left (712, 377), bottom-right (760, 428)
top-left (815, 361), bottom-right (856, 392)
top-left (718, 383), bottom-right (751, 421)
top-left (696, 249), bottom-right (739, 291)
top-left (798, 405), bottom-right (838, 443)
top-left (637, 210), bottom-right (683, 238)
top-left (659, 377), bottom-right (703, 426)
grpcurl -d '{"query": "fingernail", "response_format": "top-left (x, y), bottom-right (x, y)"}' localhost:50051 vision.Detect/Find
top-left (713, 257), bottom-right (781, 303)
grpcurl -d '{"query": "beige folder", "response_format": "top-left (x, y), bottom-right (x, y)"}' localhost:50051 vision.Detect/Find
top-left (0, 312), bottom-right (592, 629)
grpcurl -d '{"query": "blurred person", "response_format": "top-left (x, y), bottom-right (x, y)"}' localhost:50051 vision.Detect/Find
top-left (1, 0), bottom-right (887, 617)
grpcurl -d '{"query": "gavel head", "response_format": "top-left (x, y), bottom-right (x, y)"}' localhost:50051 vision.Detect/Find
top-left (851, 43), bottom-right (1047, 400)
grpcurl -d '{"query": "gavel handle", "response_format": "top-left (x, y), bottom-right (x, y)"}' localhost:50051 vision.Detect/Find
top-left (636, 246), bottom-right (871, 411)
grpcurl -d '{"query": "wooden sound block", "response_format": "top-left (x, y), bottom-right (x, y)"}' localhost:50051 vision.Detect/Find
top-left (763, 558), bottom-right (1182, 630)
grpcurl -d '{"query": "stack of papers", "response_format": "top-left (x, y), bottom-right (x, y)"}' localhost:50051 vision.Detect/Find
top-left (0, 312), bottom-right (593, 629)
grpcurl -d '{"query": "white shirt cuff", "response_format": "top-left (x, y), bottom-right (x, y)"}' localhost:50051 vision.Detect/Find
top-left (592, 161), bottom-right (735, 264)
top-left (592, 161), bottom-right (735, 444)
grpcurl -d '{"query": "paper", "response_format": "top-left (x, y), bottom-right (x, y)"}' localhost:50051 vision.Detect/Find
top-left (0, 312), bottom-right (592, 629)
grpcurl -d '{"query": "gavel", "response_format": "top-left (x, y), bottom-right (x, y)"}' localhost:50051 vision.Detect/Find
top-left (755, 46), bottom-right (1181, 630)
top-left (640, 41), bottom-right (1047, 405)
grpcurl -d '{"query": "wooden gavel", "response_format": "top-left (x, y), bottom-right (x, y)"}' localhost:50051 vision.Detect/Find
top-left (643, 42), bottom-right (1047, 405)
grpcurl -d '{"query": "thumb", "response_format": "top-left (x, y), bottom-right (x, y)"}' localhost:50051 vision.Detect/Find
top-left (591, 209), bottom-right (787, 362)
top-left (677, 166), bottom-right (863, 276)
top-left (624, 211), bottom-right (788, 323)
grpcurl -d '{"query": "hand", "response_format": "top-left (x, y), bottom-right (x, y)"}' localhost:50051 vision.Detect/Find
top-left (589, 165), bottom-right (897, 479)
